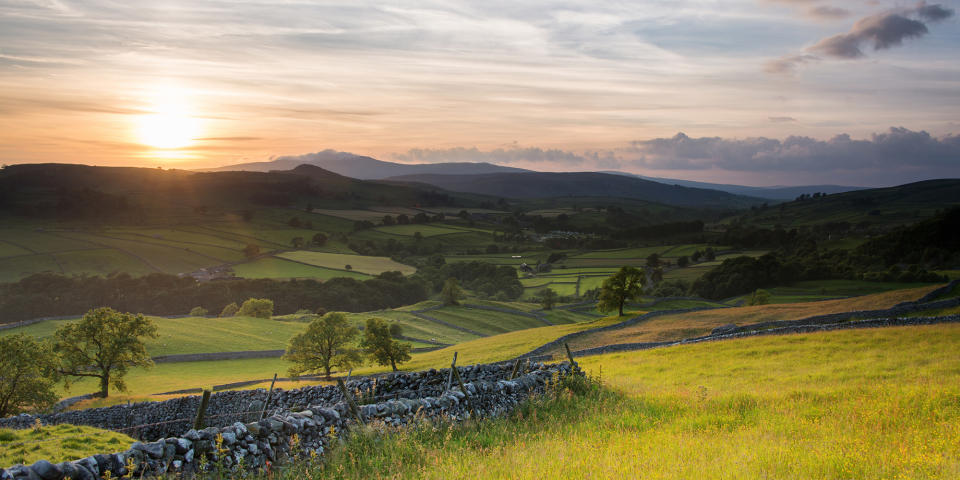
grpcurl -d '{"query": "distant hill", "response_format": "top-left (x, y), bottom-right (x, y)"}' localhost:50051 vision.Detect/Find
top-left (733, 178), bottom-right (960, 228)
top-left (384, 171), bottom-right (765, 209)
top-left (601, 171), bottom-right (867, 200)
top-left (207, 150), bottom-right (529, 179)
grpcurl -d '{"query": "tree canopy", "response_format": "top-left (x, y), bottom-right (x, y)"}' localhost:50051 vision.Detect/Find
top-left (360, 317), bottom-right (412, 371)
top-left (54, 307), bottom-right (159, 398)
top-left (284, 312), bottom-right (362, 380)
top-left (598, 266), bottom-right (645, 316)
top-left (0, 334), bottom-right (60, 417)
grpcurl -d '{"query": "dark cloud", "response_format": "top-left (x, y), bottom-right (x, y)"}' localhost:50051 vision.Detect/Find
top-left (810, 3), bottom-right (954, 58)
top-left (628, 127), bottom-right (960, 172)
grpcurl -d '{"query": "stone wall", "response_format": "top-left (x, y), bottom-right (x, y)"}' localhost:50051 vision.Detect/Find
top-left (0, 363), bottom-right (572, 480)
top-left (0, 363), bottom-right (560, 441)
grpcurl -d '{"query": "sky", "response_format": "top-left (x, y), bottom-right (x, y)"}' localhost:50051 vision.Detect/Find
top-left (0, 0), bottom-right (958, 186)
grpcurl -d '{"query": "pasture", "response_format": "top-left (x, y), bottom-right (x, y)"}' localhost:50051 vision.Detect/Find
top-left (317, 324), bottom-right (960, 479)
top-left (232, 257), bottom-right (372, 280)
top-left (276, 251), bottom-right (416, 275)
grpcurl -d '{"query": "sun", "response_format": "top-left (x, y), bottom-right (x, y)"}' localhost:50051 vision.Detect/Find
top-left (136, 89), bottom-right (200, 149)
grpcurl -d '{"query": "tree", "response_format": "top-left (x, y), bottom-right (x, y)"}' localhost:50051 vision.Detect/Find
top-left (646, 253), bottom-right (661, 268)
top-left (677, 256), bottom-right (689, 268)
top-left (539, 288), bottom-right (558, 310)
top-left (0, 334), bottom-right (60, 417)
top-left (219, 302), bottom-right (239, 317)
top-left (288, 216), bottom-right (302, 228)
top-left (704, 247), bottom-right (716, 261)
top-left (312, 232), bottom-right (328, 246)
top-left (291, 236), bottom-right (305, 249)
top-left (747, 289), bottom-right (771, 306)
top-left (441, 277), bottom-right (462, 306)
top-left (360, 318), bottom-right (411, 371)
top-left (284, 312), bottom-right (362, 380)
top-left (597, 266), bottom-right (644, 316)
top-left (238, 298), bottom-right (273, 319)
top-left (54, 308), bottom-right (158, 398)
top-left (189, 306), bottom-right (208, 316)
top-left (243, 243), bottom-right (261, 259)
top-left (382, 215), bottom-right (396, 226)
top-left (651, 267), bottom-right (664, 284)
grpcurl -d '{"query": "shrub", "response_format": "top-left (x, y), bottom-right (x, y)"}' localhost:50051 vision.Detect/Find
top-left (238, 298), bottom-right (274, 319)
top-left (189, 306), bottom-right (208, 317)
top-left (219, 302), bottom-right (239, 317)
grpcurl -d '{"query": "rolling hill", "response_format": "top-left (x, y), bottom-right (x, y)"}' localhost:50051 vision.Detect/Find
top-left (385, 171), bottom-right (765, 208)
top-left (205, 149), bottom-right (529, 178)
top-left (603, 171), bottom-right (867, 200)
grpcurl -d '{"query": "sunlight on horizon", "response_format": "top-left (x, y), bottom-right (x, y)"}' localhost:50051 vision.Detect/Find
top-left (135, 87), bottom-right (201, 150)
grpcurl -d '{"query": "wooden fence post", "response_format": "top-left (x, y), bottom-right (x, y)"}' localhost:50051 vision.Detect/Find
top-left (193, 389), bottom-right (211, 430)
top-left (509, 358), bottom-right (523, 380)
top-left (336, 378), bottom-right (365, 425)
top-left (450, 366), bottom-right (477, 419)
top-left (258, 373), bottom-right (278, 421)
top-left (445, 352), bottom-right (458, 392)
top-left (564, 343), bottom-right (579, 371)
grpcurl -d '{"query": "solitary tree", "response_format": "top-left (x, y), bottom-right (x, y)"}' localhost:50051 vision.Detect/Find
top-left (598, 266), bottom-right (645, 316)
top-left (704, 247), bottom-right (716, 261)
top-left (539, 288), bottom-right (558, 310)
top-left (284, 312), bottom-right (362, 380)
top-left (360, 318), bottom-right (412, 371)
top-left (54, 308), bottom-right (159, 398)
top-left (747, 289), bottom-right (771, 306)
top-left (441, 277), bottom-right (462, 306)
top-left (0, 334), bottom-right (60, 417)
top-left (677, 256), bottom-right (690, 268)
top-left (291, 237), bottom-right (305, 249)
top-left (219, 302), bottom-right (239, 317)
top-left (646, 253), bottom-right (661, 268)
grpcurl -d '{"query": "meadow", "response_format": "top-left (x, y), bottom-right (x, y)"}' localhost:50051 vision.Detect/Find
top-left (309, 324), bottom-right (960, 479)
top-left (0, 424), bottom-right (135, 467)
top-left (276, 251), bottom-right (417, 275)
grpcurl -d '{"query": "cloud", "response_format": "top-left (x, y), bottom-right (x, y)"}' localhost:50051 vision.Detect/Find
top-left (391, 146), bottom-right (622, 169)
top-left (806, 6), bottom-right (851, 20)
top-left (763, 53), bottom-right (819, 73)
top-left (810, 3), bottom-right (954, 58)
top-left (768, 116), bottom-right (798, 123)
top-left (627, 127), bottom-right (960, 172)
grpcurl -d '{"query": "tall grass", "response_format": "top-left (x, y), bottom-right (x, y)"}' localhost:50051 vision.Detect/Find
top-left (270, 324), bottom-right (960, 479)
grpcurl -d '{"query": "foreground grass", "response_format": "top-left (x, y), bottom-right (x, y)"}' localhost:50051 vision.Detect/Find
top-left (295, 324), bottom-right (960, 479)
top-left (0, 424), bottom-right (135, 466)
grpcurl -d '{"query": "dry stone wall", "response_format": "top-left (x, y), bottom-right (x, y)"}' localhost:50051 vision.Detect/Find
top-left (0, 363), bottom-right (574, 479)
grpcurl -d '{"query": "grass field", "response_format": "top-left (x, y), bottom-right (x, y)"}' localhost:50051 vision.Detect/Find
top-left (313, 324), bottom-right (960, 479)
top-left (555, 284), bottom-right (941, 355)
top-left (276, 251), bottom-right (416, 275)
top-left (232, 257), bottom-right (372, 280)
top-left (0, 424), bottom-right (136, 466)
top-left (372, 224), bottom-right (464, 237)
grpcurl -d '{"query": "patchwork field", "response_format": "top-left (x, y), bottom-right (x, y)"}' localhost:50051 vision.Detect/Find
top-left (276, 251), bottom-right (417, 275)
top-left (320, 324), bottom-right (960, 479)
top-left (231, 257), bottom-right (373, 280)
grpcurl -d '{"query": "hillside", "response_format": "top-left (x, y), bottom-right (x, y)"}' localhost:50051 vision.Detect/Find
top-left (604, 171), bottom-right (867, 200)
top-left (385, 171), bottom-right (764, 208)
top-left (206, 150), bottom-right (529, 178)
top-left (732, 178), bottom-right (960, 228)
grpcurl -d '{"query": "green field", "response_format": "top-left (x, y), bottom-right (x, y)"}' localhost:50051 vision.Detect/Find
top-left (315, 324), bottom-right (960, 479)
top-left (232, 257), bottom-right (372, 280)
top-left (276, 251), bottom-right (416, 276)
top-left (372, 224), bottom-right (464, 237)
top-left (0, 424), bottom-right (136, 466)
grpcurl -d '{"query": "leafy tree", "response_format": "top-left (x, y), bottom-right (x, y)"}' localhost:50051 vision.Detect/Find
top-left (219, 302), bottom-right (239, 317)
top-left (651, 267), bottom-right (664, 284)
top-left (291, 236), bottom-right (305, 249)
top-left (413, 231), bottom-right (423, 242)
top-left (691, 250), bottom-right (702, 262)
top-left (312, 232), bottom-right (328, 246)
top-left (0, 334), bottom-right (60, 417)
top-left (189, 306), bottom-right (208, 316)
top-left (54, 308), bottom-right (158, 398)
top-left (677, 256), bottom-right (689, 268)
top-left (238, 298), bottom-right (273, 319)
top-left (704, 247), bottom-right (716, 261)
top-left (382, 215), bottom-right (396, 226)
top-left (539, 288), bottom-right (558, 310)
top-left (284, 312), bottom-right (362, 380)
top-left (243, 243), bottom-right (261, 259)
top-left (396, 214), bottom-right (410, 225)
top-left (747, 289), bottom-right (771, 306)
top-left (646, 253), bottom-right (661, 268)
top-left (598, 266), bottom-right (644, 316)
top-left (441, 277), bottom-right (462, 306)
top-left (360, 318), bottom-right (411, 371)
top-left (288, 216), bottom-right (302, 228)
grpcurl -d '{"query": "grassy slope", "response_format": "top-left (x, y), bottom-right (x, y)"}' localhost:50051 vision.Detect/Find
top-left (276, 251), bottom-right (416, 275)
top-left (314, 324), bottom-right (960, 479)
top-left (0, 424), bottom-right (136, 466)
top-left (555, 284), bottom-right (940, 355)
